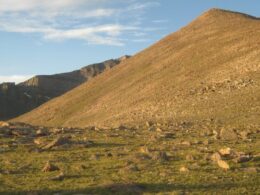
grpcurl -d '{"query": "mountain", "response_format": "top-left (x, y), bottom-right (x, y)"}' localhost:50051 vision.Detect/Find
top-left (14, 8), bottom-right (260, 128)
top-left (0, 55), bottom-right (130, 120)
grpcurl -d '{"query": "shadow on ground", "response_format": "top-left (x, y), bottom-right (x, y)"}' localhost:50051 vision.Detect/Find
top-left (0, 182), bottom-right (249, 195)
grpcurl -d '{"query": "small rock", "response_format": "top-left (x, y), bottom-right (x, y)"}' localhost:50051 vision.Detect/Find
top-left (179, 166), bottom-right (189, 173)
top-left (118, 125), bottom-right (127, 130)
top-left (218, 147), bottom-right (232, 157)
top-left (124, 164), bottom-right (139, 172)
top-left (42, 161), bottom-right (59, 172)
top-left (180, 141), bottom-right (191, 146)
top-left (233, 155), bottom-right (253, 163)
top-left (152, 151), bottom-right (169, 161)
top-left (36, 129), bottom-right (48, 136)
top-left (239, 131), bottom-right (249, 140)
top-left (42, 136), bottom-right (71, 149)
top-left (139, 146), bottom-right (151, 154)
top-left (211, 152), bottom-right (222, 162)
top-left (156, 128), bottom-right (163, 132)
top-left (202, 139), bottom-right (210, 145)
top-left (34, 138), bottom-right (44, 145)
top-left (106, 153), bottom-right (113, 157)
top-left (145, 121), bottom-right (152, 127)
top-left (219, 128), bottom-right (237, 140)
top-left (90, 154), bottom-right (100, 160)
top-left (217, 160), bottom-right (230, 170)
top-left (242, 167), bottom-right (258, 173)
top-left (50, 172), bottom-right (65, 181)
top-left (161, 133), bottom-right (175, 138)
top-left (90, 126), bottom-right (99, 131)
top-left (186, 154), bottom-right (195, 161)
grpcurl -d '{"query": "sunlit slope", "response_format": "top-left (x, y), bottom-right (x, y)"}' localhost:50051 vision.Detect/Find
top-left (14, 9), bottom-right (260, 127)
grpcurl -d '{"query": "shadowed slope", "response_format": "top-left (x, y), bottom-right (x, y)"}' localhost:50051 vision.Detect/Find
top-left (14, 9), bottom-right (260, 127)
top-left (0, 56), bottom-right (130, 120)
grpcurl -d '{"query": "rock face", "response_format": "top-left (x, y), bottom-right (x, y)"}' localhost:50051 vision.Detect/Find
top-left (0, 56), bottom-right (130, 120)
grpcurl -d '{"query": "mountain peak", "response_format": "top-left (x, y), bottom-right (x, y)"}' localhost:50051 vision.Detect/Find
top-left (201, 8), bottom-right (258, 20)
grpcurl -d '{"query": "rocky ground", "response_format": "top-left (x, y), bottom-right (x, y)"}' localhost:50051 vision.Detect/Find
top-left (0, 121), bottom-right (259, 194)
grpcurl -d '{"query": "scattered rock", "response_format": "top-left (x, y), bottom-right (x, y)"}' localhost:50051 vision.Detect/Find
top-left (42, 136), bottom-right (71, 149)
top-left (90, 154), bottom-right (100, 160)
top-left (238, 131), bottom-right (249, 140)
top-left (160, 132), bottom-right (175, 139)
top-left (11, 129), bottom-right (31, 137)
top-left (50, 172), bottom-right (65, 181)
top-left (90, 126), bottom-right (99, 131)
top-left (180, 141), bottom-right (191, 146)
top-left (123, 164), bottom-right (139, 172)
top-left (179, 166), bottom-right (189, 173)
top-left (42, 161), bottom-right (59, 172)
top-left (202, 139), bottom-right (210, 145)
top-left (233, 154), bottom-right (253, 163)
top-left (139, 146), bottom-right (151, 154)
top-left (36, 129), bottom-right (48, 137)
top-left (219, 128), bottom-right (237, 140)
top-left (211, 152), bottom-right (222, 162)
top-left (118, 125), bottom-right (127, 130)
top-left (106, 153), bottom-right (113, 157)
top-left (217, 160), bottom-right (230, 170)
top-left (242, 167), bottom-right (258, 173)
top-left (218, 147), bottom-right (232, 157)
top-left (34, 138), bottom-right (45, 145)
top-left (156, 128), bottom-right (163, 132)
top-left (152, 151), bottom-right (169, 161)
top-left (186, 154), bottom-right (195, 161)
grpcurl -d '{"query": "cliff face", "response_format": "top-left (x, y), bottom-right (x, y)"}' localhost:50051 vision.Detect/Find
top-left (0, 56), bottom-right (130, 120)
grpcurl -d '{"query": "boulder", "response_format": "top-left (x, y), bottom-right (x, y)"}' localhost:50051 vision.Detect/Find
top-left (219, 128), bottom-right (237, 140)
top-left (42, 136), bottom-right (71, 149)
top-left (49, 172), bottom-right (65, 181)
top-left (152, 151), bottom-right (169, 161)
top-left (36, 129), bottom-right (49, 137)
top-left (139, 146), bottom-right (151, 154)
top-left (218, 147), bottom-right (232, 156)
top-left (233, 154), bottom-right (253, 163)
top-left (217, 160), bottom-right (230, 170)
top-left (42, 161), bottom-right (59, 172)
top-left (179, 166), bottom-right (189, 173)
top-left (186, 154), bottom-right (195, 161)
top-left (211, 152), bottom-right (222, 162)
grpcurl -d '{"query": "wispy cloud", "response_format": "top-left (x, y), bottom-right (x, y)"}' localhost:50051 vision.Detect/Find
top-left (0, 0), bottom-right (163, 46)
top-left (0, 75), bottom-right (33, 84)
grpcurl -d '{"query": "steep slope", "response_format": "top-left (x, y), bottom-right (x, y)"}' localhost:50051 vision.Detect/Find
top-left (0, 56), bottom-right (130, 120)
top-left (14, 9), bottom-right (260, 128)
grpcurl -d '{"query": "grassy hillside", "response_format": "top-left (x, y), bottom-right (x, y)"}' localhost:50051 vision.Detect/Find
top-left (14, 8), bottom-right (260, 128)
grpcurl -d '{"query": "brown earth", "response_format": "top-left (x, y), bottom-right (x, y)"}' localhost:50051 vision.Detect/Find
top-left (14, 8), bottom-right (260, 128)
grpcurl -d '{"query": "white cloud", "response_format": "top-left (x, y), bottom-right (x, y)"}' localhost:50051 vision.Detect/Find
top-left (0, 0), bottom-right (162, 46)
top-left (0, 75), bottom-right (33, 84)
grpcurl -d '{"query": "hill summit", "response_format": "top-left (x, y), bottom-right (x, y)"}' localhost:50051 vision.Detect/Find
top-left (14, 9), bottom-right (260, 128)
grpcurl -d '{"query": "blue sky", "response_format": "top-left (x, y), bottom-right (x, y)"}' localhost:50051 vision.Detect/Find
top-left (0, 0), bottom-right (259, 83)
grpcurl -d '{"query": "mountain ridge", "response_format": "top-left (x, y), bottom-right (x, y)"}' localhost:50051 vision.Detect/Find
top-left (0, 55), bottom-right (130, 120)
top-left (13, 9), bottom-right (260, 128)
